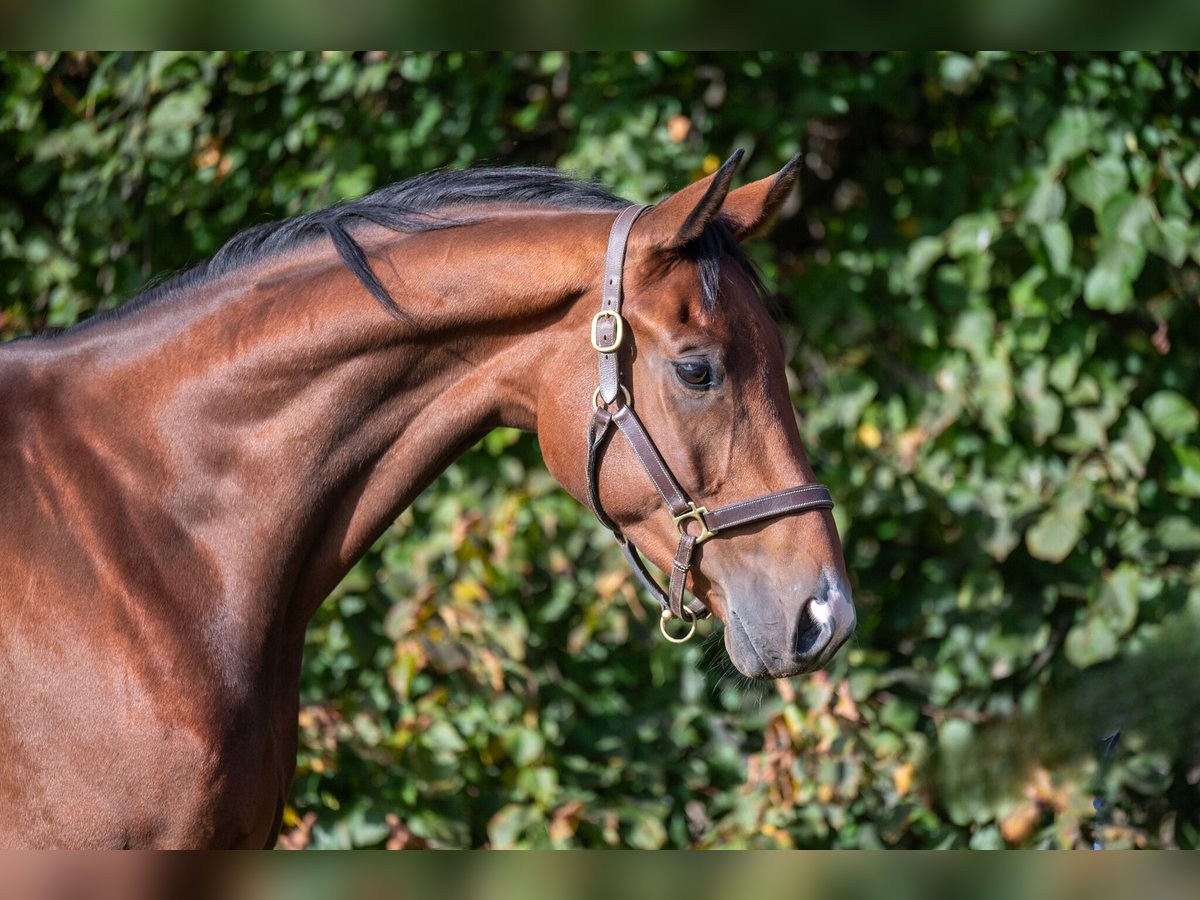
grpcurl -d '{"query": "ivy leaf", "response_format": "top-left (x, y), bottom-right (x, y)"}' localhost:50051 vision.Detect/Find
top-left (1182, 152), bottom-right (1200, 189)
top-left (1046, 107), bottom-right (1106, 166)
top-left (488, 804), bottom-right (537, 849)
top-left (1024, 177), bottom-right (1065, 225)
top-left (1040, 221), bottom-right (1074, 274)
top-left (1155, 516), bottom-right (1200, 551)
top-left (1082, 262), bottom-right (1131, 312)
top-left (1019, 357), bottom-right (1063, 445)
top-left (1168, 444), bottom-right (1200, 498)
top-left (950, 308), bottom-right (995, 359)
top-left (1109, 408), bottom-right (1156, 478)
top-left (1065, 617), bottom-right (1119, 669)
top-left (1144, 391), bottom-right (1199, 440)
top-left (902, 236), bottom-right (945, 283)
top-left (1026, 483), bottom-right (1091, 563)
top-left (627, 813), bottom-right (668, 849)
top-left (1067, 154), bottom-right (1128, 214)
top-left (1151, 215), bottom-right (1192, 267)
top-left (1096, 562), bottom-right (1140, 637)
top-left (504, 728), bottom-right (545, 767)
top-left (1066, 558), bottom-right (1141, 670)
top-left (947, 212), bottom-right (1000, 258)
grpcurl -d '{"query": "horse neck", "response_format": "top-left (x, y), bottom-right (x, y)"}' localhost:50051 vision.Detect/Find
top-left (41, 209), bottom-right (606, 674)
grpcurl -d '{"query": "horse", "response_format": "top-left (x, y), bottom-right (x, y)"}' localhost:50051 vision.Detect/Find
top-left (0, 151), bottom-right (855, 847)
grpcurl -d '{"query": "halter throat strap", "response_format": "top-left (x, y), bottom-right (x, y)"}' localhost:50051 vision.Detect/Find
top-left (584, 205), bottom-right (835, 631)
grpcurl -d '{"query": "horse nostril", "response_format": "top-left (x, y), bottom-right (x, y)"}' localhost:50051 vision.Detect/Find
top-left (794, 595), bottom-right (831, 657)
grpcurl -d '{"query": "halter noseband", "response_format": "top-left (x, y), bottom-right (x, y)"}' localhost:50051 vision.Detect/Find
top-left (585, 205), bottom-right (835, 643)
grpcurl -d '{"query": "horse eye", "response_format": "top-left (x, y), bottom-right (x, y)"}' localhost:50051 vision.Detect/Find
top-left (674, 361), bottom-right (713, 388)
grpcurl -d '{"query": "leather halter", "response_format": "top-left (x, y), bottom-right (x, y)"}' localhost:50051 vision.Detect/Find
top-left (585, 205), bottom-right (836, 643)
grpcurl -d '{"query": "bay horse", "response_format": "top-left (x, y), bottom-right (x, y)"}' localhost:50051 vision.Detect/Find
top-left (0, 151), bottom-right (854, 848)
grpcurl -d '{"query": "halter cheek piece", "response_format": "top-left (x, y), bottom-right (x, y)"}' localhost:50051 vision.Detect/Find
top-left (585, 205), bottom-right (836, 643)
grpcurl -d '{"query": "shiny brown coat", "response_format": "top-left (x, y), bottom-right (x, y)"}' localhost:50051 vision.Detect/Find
top-left (0, 157), bottom-right (853, 847)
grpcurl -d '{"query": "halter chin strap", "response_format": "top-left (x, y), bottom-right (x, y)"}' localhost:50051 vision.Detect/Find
top-left (585, 205), bottom-right (835, 640)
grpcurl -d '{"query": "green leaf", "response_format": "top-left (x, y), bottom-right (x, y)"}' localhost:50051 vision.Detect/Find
top-left (1168, 444), bottom-right (1200, 498)
top-left (1024, 177), bottom-right (1065, 225)
top-left (1110, 194), bottom-right (1155, 245)
top-left (1082, 262), bottom-right (1131, 312)
top-left (1065, 616), bottom-right (1119, 669)
top-left (1020, 359), bottom-right (1063, 445)
top-left (947, 212), bottom-right (999, 258)
top-left (1144, 390), bottom-right (1199, 440)
top-left (628, 814), bottom-right (668, 849)
top-left (1046, 107), bottom-right (1105, 166)
top-left (1096, 562), bottom-right (1140, 636)
top-left (978, 355), bottom-right (1013, 435)
top-left (949, 308), bottom-right (994, 359)
top-left (504, 728), bottom-right (545, 767)
top-left (1109, 408), bottom-right (1156, 478)
top-left (903, 236), bottom-right (945, 282)
top-left (1182, 152), bottom-right (1200, 189)
top-left (1067, 154), bottom-right (1128, 214)
top-left (424, 720), bottom-right (467, 754)
top-left (1010, 265), bottom-right (1047, 315)
top-left (488, 804), bottom-right (537, 849)
top-left (1048, 347), bottom-right (1082, 393)
top-left (939, 54), bottom-right (975, 89)
top-left (1040, 221), bottom-right (1074, 274)
top-left (147, 85), bottom-right (209, 131)
top-left (1155, 516), bottom-right (1200, 551)
top-left (1151, 215), bottom-right (1191, 267)
top-left (1026, 483), bottom-right (1091, 563)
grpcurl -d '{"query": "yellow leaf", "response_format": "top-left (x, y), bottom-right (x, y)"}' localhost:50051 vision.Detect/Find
top-left (892, 762), bottom-right (915, 798)
top-left (782, 705), bottom-right (804, 739)
top-left (451, 579), bottom-right (487, 603)
top-left (1001, 800), bottom-right (1041, 845)
top-left (857, 423), bottom-right (882, 449)
top-left (833, 679), bottom-right (861, 721)
top-left (595, 569), bottom-right (627, 598)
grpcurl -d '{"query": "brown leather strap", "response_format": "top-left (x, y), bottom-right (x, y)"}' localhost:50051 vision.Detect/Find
top-left (585, 407), bottom-right (619, 534)
top-left (706, 483), bottom-right (833, 532)
top-left (595, 205), bottom-right (649, 405)
top-left (619, 538), bottom-right (708, 619)
top-left (610, 405), bottom-right (691, 518)
top-left (667, 533), bottom-right (697, 618)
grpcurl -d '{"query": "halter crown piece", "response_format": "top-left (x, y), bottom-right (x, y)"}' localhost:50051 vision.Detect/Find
top-left (585, 205), bottom-right (837, 643)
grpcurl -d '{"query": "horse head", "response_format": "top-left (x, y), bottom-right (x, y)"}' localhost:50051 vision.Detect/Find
top-left (538, 152), bottom-right (856, 679)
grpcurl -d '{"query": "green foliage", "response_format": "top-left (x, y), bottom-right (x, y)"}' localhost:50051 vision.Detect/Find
top-left (3, 52), bottom-right (1198, 849)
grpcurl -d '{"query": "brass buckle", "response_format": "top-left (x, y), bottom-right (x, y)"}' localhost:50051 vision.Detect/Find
top-left (591, 311), bottom-right (624, 353)
top-left (672, 502), bottom-right (716, 543)
top-left (592, 385), bottom-right (631, 410)
top-left (660, 607), bottom-right (697, 643)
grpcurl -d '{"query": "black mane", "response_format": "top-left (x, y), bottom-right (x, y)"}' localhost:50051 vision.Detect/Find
top-left (73, 166), bottom-right (761, 332)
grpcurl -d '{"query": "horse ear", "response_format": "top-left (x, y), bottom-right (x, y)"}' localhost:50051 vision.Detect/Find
top-left (720, 151), bottom-right (802, 242)
top-left (637, 149), bottom-right (744, 249)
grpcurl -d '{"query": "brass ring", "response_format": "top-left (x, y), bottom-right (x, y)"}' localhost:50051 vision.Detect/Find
top-left (592, 385), bottom-right (632, 410)
top-left (659, 606), bottom-right (697, 644)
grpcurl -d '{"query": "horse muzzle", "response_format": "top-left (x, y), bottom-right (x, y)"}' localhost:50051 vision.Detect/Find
top-left (723, 567), bottom-right (856, 679)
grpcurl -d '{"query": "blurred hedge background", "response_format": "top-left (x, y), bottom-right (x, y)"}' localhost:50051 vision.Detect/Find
top-left (3, 51), bottom-right (1199, 849)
